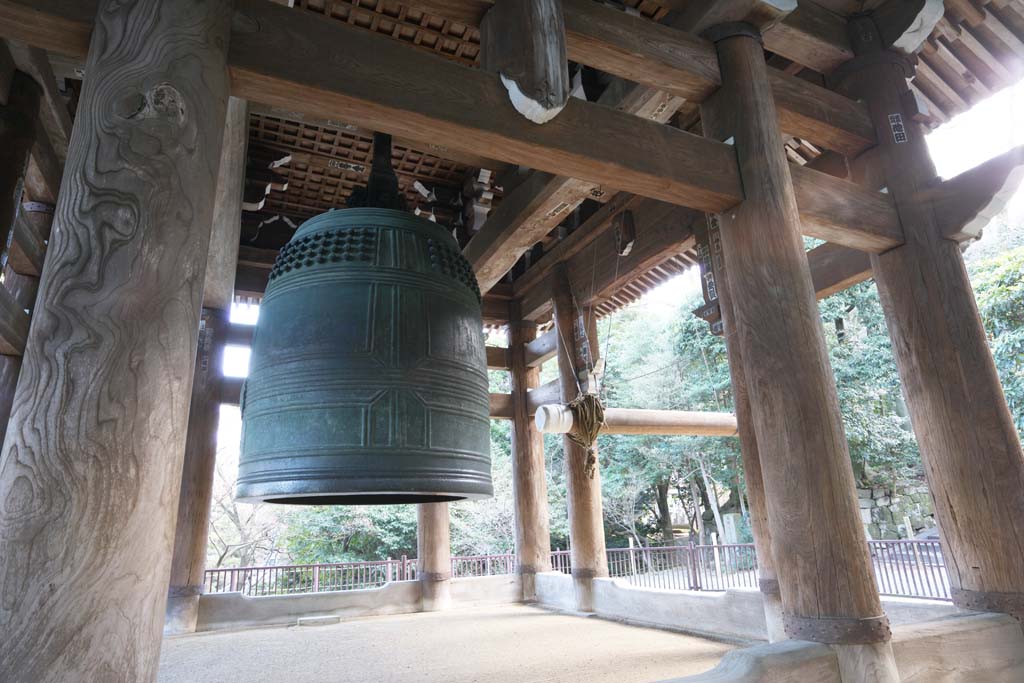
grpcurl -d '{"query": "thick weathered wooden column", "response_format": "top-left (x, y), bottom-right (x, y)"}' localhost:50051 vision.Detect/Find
top-left (714, 251), bottom-right (784, 642)
top-left (701, 23), bottom-right (897, 681)
top-left (417, 502), bottom-right (452, 611)
top-left (835, 16), bottom-right (1024, 622)
top-left (509, 301), bottom-right (552, 601)
top-left (0, 1), bottom-right (231, 680)
top-left (551, 264), bottom-right (607, 612)
top-left (165, 308), bottom-right (228, 635)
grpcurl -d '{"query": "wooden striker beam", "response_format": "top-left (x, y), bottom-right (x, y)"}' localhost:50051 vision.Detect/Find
top-left (0, 1), bottom-right (232, 679)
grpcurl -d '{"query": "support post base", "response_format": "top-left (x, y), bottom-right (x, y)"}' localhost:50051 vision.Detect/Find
top-left (164, 592), bottom-right (201, 635)
top-left (420, 578), bottom-right (452, 612)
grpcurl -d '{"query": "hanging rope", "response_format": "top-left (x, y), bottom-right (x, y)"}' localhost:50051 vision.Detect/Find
top-left (566, 392), bottom-right (606, 479)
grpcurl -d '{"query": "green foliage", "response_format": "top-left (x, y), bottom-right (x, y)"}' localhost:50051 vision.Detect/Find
top-left (969, 245), bottom-right (1024, 433)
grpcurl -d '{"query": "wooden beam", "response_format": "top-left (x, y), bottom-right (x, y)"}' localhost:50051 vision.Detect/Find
top-left (203, 96), bottom-right (248, 311)
top-left (225, 323), bottom-right (254, 348)
top-left (762, 1), bottom-right (852, 74)
top-left (524, 328), bottom-right (556, 367)
top-left (917, 145), bottom-right (1024, 242)
top-left (808, 242), bottom-right (872, 299)
top-left (465, 0), bottom-right (872, 293)
top-left (789, 163), bottom-right (903, 251)
top-left (489, 392), bottom-right (512, 419)
top-left (24, 123), bottom-right (61, 204)
top-left (481, 0), bottom-right (569, 124)
top-left (8, 209), bottom-right (45, 277)
top-left (485, 345), bottom-right (510, 370)
top-left (526, 378), bottom-right (560, 416)
top-left (221, 376), bottom-right (243, 406)
top-left (518, 200), bottom-right (698, 320)
top-left (511, 194), bottom-right (644, 299)
top-left (0, 282), bottom-right (28, 355)
top-left (248, 102), bottom-right (505, 171)
top-left (228, 0), bottom-right (743, 214)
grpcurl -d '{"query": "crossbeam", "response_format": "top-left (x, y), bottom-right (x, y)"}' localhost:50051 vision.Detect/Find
top-left (1, 1), bottom-right (900, 264)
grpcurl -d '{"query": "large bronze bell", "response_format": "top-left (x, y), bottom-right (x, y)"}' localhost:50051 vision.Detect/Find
top-left (236, 136), bottom-right (492, 505)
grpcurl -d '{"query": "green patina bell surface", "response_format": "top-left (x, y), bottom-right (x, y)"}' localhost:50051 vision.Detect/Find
top-left (236, 208), bottom-right (492, 505)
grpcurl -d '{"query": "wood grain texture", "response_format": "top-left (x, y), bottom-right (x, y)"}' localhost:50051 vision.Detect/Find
top-left (789, 163), bottom-right (903, 252)
top-left (551, 265), bottom-right (608, 598)
top-left (808, 242), bottom-right (872, 300)
top-left (481, 0), bottom-right (569, 119)
top-left (229, 0), bottom-right (743, 214)
top-left (417, 502), bottom-right (452, 611)
top-left (763, 0), bottom-right (852, 73)
top-left (0, 1), bottom-right (231, 679)
top-left (166, 308), bottom-right (227, 634)
top-left (485, 345), bottom-right (510, 370)
top-left (841, 56), bottom-right (1024, 607)
top-left (715, 261), bottom-right (779, 619)
top-left (524, 328), bottom-right (557, 367)
top-left (509, 304), bottom-right (552, 588)
top-left (202, 97), bottom-right (247, 311)
top-left (705, 33), bottom-right (885, 632)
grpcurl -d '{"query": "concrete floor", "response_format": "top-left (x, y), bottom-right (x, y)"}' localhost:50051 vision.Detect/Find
top-left (158, 604), bottom-right (734, 683)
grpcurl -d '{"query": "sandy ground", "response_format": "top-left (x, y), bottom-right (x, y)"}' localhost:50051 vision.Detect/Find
top-left (158, 604), bottom-right (733, 683)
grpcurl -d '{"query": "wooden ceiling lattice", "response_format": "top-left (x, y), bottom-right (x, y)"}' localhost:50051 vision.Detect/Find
top-left (294, 0), bottom-right (483, 66)
top-left (248, 113), bottom-right (470, 220)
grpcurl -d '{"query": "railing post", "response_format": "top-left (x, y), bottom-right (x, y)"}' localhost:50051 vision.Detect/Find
top-left (386, 557), bottom-right (393, 583)
top-left (400, 554), bottom-right (408, 581)
top-left (229, 569), bottom-right (238, 593)
top-left (628, 537), bottom-right (638, 577)
top-left (312, 565), bottom-right (320, 593)
top-left (688, 541), bottom-right (700, 591)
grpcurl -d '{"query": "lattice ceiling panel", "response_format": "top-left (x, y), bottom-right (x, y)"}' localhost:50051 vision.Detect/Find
top-left (294, 0), bottom-right (482, 65)
top-left (249, 112), bottom-right (469, 220)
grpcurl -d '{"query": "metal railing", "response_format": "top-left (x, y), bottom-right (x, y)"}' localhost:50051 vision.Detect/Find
top-left (553, 539), bottom-right (950, 601)
top-left (204, 540), bottom-right (950, 601)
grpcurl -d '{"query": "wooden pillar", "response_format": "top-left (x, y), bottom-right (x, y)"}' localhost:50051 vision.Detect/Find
top-left (509, 301), bottom-right (552, 601)
top-left (551, 264), bottom-right (607, 612)
top-left (417, 502), bottom-right (452, 611)
top-left (835, 16), bottom-right (1024, 621)
top-left (715, 255), bottom-right (784, 642)
top-left (165, 307), bottom-right (228, 634)
top-left (701, 23), bottom-right (897, 680)
top-left (0, 1), bottom-right (231, 680)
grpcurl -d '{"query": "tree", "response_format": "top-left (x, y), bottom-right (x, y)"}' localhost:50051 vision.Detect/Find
top-left (969, 244), bottom-right (1024, 433)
